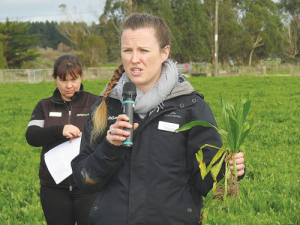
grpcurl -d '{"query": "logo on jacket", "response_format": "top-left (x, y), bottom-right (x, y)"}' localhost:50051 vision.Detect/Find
top-left (76, 113), bottom-right (89, 117)
top-left (164, 111), bottom-right (181, 119)
top-left (108, 116), bottom-right (118, 120)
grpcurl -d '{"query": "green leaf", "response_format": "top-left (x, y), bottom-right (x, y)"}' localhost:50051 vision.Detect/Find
top-left (232, 155), bottom-right (238, 178)
top-left (206, 144), bottom-right (227, 171)
top-left (176, 120), bottom-right (218, 132)
top-left (224, 162), bottom-right (231, 201)
top-left (237, 127), bottom-right (251, 151)
top-left (195, 148), bottom-right (207, 179)
top-left (212, 180), bottom-right (218, 195)
top-left (227, 111), bottom-right (239, 151)
top-left (243, 99), bottom-right (251, 121)
top-left (196, 144), bottom-right (222, 179)
top-left (218, 129), bottom-right (228, 141)
top-left (211, 152), bottom-right (227, 181)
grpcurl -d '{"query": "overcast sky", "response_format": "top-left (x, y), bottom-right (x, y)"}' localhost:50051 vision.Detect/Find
top-left (1, 0), bottom-right (281, 25)
top-left (0, 0), bottom-right (106, 25)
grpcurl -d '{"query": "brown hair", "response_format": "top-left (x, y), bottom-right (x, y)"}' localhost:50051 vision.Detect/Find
top-left (90, 13), bottom-right (171, 144)
top-left (121, 13), bottom-right (171, 49)
top-left (52, 54), bottom-right (83, 80)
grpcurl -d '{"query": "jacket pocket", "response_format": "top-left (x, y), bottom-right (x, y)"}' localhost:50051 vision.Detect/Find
top-left (184, 184), bottom-right (200, 224)
top-left (89, 193), bottom-right (102, 224)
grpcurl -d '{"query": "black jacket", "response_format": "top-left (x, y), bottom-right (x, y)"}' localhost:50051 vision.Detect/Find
top-left (26, 85), bottom-right (99, 188)
top-left (72, 79), bottom-right (224, 224)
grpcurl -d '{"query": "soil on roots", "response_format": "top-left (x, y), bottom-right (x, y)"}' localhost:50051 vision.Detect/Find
top-left (214, 175), bottom-right (240, 200)
top-left (198, 175), bottom-right (240, 225)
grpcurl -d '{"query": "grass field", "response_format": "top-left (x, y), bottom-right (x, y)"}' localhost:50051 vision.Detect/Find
top-left (0, 76), bottom-right (299, 224)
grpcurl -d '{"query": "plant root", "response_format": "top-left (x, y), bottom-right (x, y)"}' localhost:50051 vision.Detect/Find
top-left (213, 175), bottom-right (240, 200)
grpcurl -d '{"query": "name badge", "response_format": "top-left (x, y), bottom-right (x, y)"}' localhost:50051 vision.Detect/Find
top-left (158, 121), bottom-right (179, 133)
top-left (49, 112), bottom-right (62, 117)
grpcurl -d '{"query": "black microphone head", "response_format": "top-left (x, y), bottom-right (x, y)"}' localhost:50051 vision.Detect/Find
top-left (123, 82), bottom-right (137, 99)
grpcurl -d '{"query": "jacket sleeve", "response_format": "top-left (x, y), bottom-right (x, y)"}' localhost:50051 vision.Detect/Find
top-left (25, 100), bottom-right (65, 147)
top-left (71, 110), bottom-right (127, 194)
top-left (187, 99), bottom-right (225, 197)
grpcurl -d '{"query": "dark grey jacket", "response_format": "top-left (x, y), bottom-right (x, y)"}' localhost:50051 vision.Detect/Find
top-left (26, 85), bottom-right (99, 188)
top-left (72, 78), bottom-right (223, 224)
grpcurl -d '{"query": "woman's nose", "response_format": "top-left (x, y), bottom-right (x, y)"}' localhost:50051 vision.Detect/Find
top-left (131, 51), bottom-right (140, 64)
top-left (66, 81), bottom-right (72, 88)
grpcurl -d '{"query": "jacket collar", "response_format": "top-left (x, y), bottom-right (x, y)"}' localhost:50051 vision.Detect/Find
top-left (165, 74), bottom-right (194, 100)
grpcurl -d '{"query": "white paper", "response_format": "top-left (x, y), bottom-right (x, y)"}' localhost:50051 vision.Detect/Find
top-left (44, 137), bottom-right (81, 184)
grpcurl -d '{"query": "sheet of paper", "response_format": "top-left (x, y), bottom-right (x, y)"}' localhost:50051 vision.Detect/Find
top-left (44, 137), bottom-right (81, 184)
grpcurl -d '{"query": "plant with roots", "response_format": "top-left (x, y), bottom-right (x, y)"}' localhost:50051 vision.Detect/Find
top-left (176, 93), bottom-right (257, 224)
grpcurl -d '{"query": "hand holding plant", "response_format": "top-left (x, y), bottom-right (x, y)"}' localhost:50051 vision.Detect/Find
top-left (226, 152), bottom-right (245, 177)
top-left (176, 93), bottom-right (257, 224)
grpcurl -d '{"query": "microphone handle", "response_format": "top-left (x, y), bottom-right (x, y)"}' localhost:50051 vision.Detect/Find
top-left (123, 100), bottom-right (135, 148)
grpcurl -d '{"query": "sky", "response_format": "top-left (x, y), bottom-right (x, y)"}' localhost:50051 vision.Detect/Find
top-left (0, 0), bottom-right (281, 25)
top-left (0, 0), bottom-right (106, 25)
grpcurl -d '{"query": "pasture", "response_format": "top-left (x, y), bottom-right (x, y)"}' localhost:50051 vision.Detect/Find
top-left (0, 76), bottom-right (299, 224)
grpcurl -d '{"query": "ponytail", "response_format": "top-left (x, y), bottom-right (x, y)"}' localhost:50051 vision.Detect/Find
top-left (90, 64), bottom-right (124, 144)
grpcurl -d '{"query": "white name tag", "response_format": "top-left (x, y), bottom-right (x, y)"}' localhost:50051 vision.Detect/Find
top-left (49, 112), bottom-right (62, 117)
top-left (158, 121), bottom-right (179, 133)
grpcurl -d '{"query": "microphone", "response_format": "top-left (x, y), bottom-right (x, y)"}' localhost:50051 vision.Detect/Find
top-left (122, 82), bottom-right (137, 148)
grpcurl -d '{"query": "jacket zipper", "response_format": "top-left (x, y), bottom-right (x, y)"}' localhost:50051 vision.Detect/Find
top-left (66, 102), bottom-right (73, 191)
top-left (68, 105), bottom-right (72, 124)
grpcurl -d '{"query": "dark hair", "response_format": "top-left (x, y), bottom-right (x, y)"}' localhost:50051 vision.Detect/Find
top-left (52, 54), bottom-right (83, 80)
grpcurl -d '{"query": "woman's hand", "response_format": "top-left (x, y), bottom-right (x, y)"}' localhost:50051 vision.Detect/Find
top-left (63, 124), bottom-right (82, 143)
top-left (106, 114), bottom-right (139, 146)
top-left (226, 152), bottom-right (245, 177)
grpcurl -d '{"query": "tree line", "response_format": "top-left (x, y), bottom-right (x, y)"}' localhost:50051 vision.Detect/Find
top-left (0, 0), bottom-right (299, 69)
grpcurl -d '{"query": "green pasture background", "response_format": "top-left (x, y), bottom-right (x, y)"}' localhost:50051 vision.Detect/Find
top-left (0, 76), bottom-right (299, 224)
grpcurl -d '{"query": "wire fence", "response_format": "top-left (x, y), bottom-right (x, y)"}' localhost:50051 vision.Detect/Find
top-left (190, 62), bottom-right (300, 77)
top-left (0, 67), bottom-right (116, 83)
top-left (0, 69), bottom-right (53, 83)
top-left (1, 63), bottom-right (300, 83)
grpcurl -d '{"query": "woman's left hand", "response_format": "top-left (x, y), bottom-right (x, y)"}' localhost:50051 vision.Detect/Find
top-left (226, 152), bottom-right (245, 177)
top-left (63, 124), bottom-right (82, 143)
top-left (106, 114), bottom-right (139, 146)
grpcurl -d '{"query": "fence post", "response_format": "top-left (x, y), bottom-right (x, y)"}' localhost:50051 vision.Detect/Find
top-left (42, 70), bottom-right (46, 82)
top-left (240, 66), bottom-right (244, 76)
top-left (263, 66), bottom-right (266, 76)
top-left (206, 63), bottom-right (211, 77)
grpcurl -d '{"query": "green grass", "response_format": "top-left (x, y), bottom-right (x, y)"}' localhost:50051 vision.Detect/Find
top-left (189, 76), bottom-right (300, 225)
top-left (0, 81), bottom-right (107, 224)
top-left (99, 63), bottom-right (120, 68)
top-left (0, 76), bottom-right (299, 224)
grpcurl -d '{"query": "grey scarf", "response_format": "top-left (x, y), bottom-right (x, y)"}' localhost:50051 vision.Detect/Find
top-left (114, 59), bottom-right (179, 117)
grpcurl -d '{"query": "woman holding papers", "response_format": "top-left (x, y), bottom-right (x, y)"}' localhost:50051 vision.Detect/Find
top-left (26, 54), bottom-right (99, 225)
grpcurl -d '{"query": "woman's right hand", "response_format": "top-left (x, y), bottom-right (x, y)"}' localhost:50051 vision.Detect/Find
top-left (106, 114), bottom-right (139, 146)
top-left (63, 124), bottom-right (82, 143)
